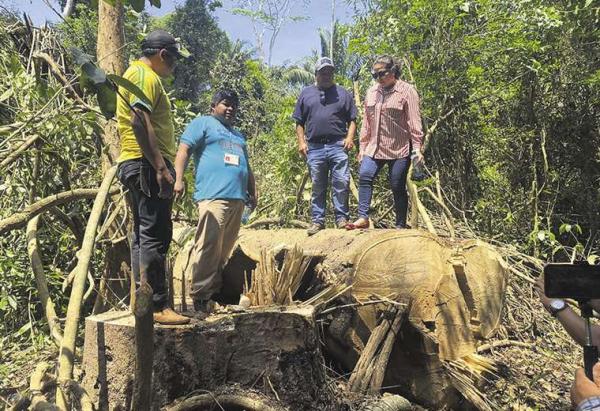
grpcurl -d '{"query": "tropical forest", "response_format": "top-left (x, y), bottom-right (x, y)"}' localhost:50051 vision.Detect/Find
top-left (0, 0), bottom-right (599, 410)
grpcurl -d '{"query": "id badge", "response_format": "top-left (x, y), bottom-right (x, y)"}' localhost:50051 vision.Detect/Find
top-left (224, 153), bottom-right (240, 166)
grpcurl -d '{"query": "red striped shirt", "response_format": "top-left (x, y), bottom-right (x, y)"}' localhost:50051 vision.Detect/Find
top-left (359, 80), bottom-right (424, 159)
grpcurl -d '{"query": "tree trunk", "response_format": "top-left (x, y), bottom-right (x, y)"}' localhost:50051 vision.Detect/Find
top-left (97, 0), bottom-right (125, 166)
top-left (94, 0), bottom-right (131, 316)
top-left (173, 228), bottom-right (508, 409)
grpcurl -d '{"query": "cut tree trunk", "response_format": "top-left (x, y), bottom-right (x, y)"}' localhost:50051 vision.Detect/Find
top-left (81, 306), bottom-right (332, 410)
top-left (172, 228), bottom-right (508, 409)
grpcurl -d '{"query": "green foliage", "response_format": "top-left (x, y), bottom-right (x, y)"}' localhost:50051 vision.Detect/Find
top-left (161, 0), bottom-right (230, 102)
top-left (349, 0), bottom-right (600, 254)
top-left (0, 22), bottom-right (100, 349)
top-left (71, 47), bottom-right (150, 118)
top-left (56, 3), bottom-right (151, 65)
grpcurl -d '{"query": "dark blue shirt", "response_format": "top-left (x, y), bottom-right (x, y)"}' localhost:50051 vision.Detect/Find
top-left (292, 85), bottom-right (358, 142)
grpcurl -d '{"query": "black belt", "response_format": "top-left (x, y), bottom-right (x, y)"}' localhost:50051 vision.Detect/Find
top-left (309, 136), bottom-right (343, 144)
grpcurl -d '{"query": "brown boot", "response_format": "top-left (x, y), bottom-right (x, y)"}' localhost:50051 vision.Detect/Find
top-left (153, 308), bottom-right (190, 325)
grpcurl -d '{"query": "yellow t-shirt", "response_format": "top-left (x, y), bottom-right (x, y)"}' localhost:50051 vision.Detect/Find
top-left (116, 60), bottom-right (176, 163)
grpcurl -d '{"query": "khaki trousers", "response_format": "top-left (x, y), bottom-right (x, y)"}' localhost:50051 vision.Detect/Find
top-left (189, 199), bottom-right (244, 301)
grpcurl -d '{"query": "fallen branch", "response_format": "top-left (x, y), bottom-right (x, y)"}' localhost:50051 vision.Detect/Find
top-left (0, 186), bottom-right (119, 235)
top-left (26, 216), bottom-right (63, 346)
top-left (349, 307), bottom-right (406, 393)
top-left (421, 186), bottom-right (455, 237)
top-left (476, 339), bottom-right (534, 353)
top-left (369, 310), bottom-right (406, 393)
top-left (63, 380), bottom-right (94, 411)
top-left (33, 52), bottom-right (89, 108)
top-left (168, 393), bottom-right (276, 411)
top-left (407, 179), bottom-right (436, 234)
top-left (56, 166), bottom-right (117, 410)
top-left (29, 362), bottom-right (53, 409)
top-left (0, 133), bottom-right (42, 169)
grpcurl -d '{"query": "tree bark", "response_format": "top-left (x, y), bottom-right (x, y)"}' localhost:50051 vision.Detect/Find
top-left (97, 0), bottom-right (125, 167)
top-left (27, 216), bottom-right (63, 346)
top-left (0, 187), bottom-right (118, 235)
top-left (56, 166), bottom-right (117, 410)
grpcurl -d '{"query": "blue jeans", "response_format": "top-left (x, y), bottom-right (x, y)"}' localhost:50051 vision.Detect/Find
top-left (358, 155), bottom-right (410, 228)
top-left (306, 140), bottom-right (350, 225)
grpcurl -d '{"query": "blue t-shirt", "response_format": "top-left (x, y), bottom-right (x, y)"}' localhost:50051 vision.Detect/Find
top-left (292, 84), bottom-right (358, 142)
top-left (180, 115), bottom-right (249, 202)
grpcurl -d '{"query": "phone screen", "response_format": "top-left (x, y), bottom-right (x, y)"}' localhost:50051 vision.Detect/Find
top-left (544, 263), bottom-right (600, 299)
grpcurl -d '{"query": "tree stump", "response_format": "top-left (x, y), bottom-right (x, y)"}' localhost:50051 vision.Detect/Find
top-left (81, 306), bottom-right (330, 410)
top-left (171, 228), bottom-right (507, 409)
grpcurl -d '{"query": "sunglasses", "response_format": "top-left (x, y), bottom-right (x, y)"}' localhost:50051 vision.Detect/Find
top-left (371, 69), bottom-right (390, 79)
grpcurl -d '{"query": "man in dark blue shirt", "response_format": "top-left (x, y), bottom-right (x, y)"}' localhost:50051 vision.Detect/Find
top-left (292, 57), bottom-right (358, 235)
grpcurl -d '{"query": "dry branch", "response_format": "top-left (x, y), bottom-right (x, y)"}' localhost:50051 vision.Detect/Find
top-left (62, 380), bottom-right (93, 411)
top-left (476, 339), bottom-right (534, 353)
top-left (56, 166), bottom-right (117, 409)
top-left (248, 245), bottom-right (312, 306)
top-left (0, 187), bottom-right (118, 235)
top-left (407, 179), bottom-right (436, 233)
top-left (0, 133), bottom-right (42, 169)
top-left (168, 393), bottom-right (277, 411)
top-left (29, 362), bottom-right (53, 410)
top-left (349, 306), bottom-right (406, 394)
top-left (27, 216), bottom-right (63, 346)
top-left (32, 52), bottom-right (88, 108)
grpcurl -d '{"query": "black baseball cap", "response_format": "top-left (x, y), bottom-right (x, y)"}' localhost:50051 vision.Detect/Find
top-left (141, 30), bottom-right (190, 59)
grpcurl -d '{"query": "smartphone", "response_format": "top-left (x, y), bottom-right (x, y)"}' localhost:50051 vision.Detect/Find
top-left (544, 263), bottom-right (600, 299)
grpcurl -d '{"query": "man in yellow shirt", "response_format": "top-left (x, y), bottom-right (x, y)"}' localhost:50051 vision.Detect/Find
top-left (116, 30), bottom-right (190, 325)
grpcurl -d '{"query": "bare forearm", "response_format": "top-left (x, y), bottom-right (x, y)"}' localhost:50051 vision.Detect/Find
top-left (557, 307), bottom-right (600, 346)
top-left (346, 121), bottom-right (357, 140)
top-left (131, 110), bottom-right (167, 171)
top-left (174, 144), bottom-right (190, 184)
top-left (296, 124), bottom-right (306, 146)
top-left (248, 169), bottom-right (256, 197)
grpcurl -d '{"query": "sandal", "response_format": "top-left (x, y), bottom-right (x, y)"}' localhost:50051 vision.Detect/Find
top-left (346, 217), bottom-right (370, 230)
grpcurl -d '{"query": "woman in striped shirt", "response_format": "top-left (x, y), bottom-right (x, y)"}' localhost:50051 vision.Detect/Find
top-left (348, 56), bottom-right (424, 229)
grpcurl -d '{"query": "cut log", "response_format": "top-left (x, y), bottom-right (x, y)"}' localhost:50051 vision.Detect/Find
top-left (172, 228), bottom-right (507, 409)
top-left (81, 306), bottom-right (332, 410)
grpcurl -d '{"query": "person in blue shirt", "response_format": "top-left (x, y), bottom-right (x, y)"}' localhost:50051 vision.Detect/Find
top-left (174, 90), bottom-right (257, 314)
top-left (292, 57), bottom-right (358, 235)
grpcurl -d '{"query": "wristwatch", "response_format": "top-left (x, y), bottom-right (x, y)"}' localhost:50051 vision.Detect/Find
top-left (549, 299), bottom-right (567, 317)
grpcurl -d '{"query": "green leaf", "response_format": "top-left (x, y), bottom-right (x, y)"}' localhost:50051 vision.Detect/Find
top-left (16, 322), bottom-right (32, 336)
top-left (70, 47), bottom-right (94, 66)
top-left (588, 255), bottom-right (598, 265)
top-left (559, 223), bottom-right (571, 235)
top-left (130, 0), bottom-right (145, 12)
top-left (81, 62), bottom-right (107, 86)
top-left (7, 295), bottom-right (17, 310)
top-left (107, 74), bottom-right (152, 107)
top-left (0, 88), bottom-right (12, 103)
top-left (149, 0), bottom-right (161, 7)
top-left (584, 0), bottom-right (593, 8)
top-left (96, 84), bottom-right (117, 119)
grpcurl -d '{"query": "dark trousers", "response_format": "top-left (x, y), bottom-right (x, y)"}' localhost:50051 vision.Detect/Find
top-left (358, 155), bottom-right (410, 228)
top-left (118, 158), bottom-right (174, 311)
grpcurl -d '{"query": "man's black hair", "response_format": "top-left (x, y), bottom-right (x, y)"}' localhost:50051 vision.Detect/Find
top-left (211, 90), bottom-right (240, 108)
top-left (142, 49), bottom-right (160, 58)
